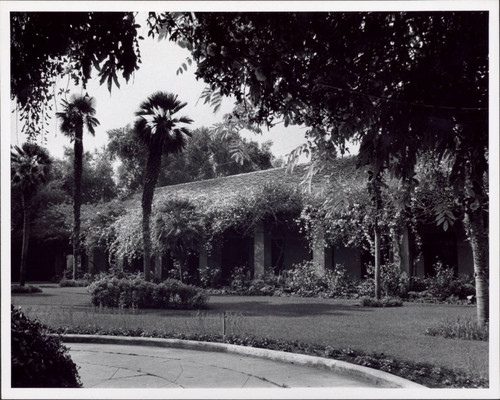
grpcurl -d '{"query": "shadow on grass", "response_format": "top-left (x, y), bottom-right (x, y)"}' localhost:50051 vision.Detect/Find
top-left (134, 300), bottom-right (372, 318)
top-left (208, 300), bottom-right (371, 316)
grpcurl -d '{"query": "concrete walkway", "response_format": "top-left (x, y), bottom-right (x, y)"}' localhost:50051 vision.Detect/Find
top-left (68, 342), bottom-right (377, 388)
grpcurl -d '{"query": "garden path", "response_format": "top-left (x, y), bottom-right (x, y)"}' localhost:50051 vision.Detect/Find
top-left (67, 342), bottom-right (377, 389)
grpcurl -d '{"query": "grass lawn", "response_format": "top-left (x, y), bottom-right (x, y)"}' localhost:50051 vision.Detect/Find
top-left (11, 284), bottom-right (488, 379)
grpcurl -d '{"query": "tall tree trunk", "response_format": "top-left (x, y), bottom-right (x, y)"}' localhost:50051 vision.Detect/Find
top-left (464, 208), bottom-right (489, 326)
top-left (369, 170), bottom-right (383, 299)
top-left (142, 150), bottom-right (163, 281)
top-left (73, 124), bottom-right (83, 279)
top-left (374, 219), bottom-right (382, 299)
top-left (19, 195), bottom-right (31, 287)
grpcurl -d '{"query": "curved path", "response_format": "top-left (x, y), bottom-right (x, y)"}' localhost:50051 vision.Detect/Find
top-left (64, 336), bottom-right (424, 389)
top-left (68, 342), bottom-right (376, 388)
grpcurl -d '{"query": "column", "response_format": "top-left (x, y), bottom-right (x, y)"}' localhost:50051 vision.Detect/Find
top-left (199, 247), bottom-right (208, 269)
top-left (253, 221), bottom-right (271, 280)
top-left (312, 231), bottom-right (327, 277)
top-left (400, 228), bottom-right (411, 276)
top-left (154, 253), bottom-right (163, 281)
top-left (392, 227), bottom-right (411, 276)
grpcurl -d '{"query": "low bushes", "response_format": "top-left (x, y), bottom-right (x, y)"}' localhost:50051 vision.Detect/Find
top-left (221, 261), bottom-right (474, 305)
top-left (220, 261), bottom-right (358, 298)
top-left (59, 278), bottom-right (90, 287)
top-left (11, 305), bottom-right (81, 388)
top-left (360, 296), bottom-right (404, 307)
top-left (11, 284), bottom-right (42, 294)
top-left (425, 318), bottom-right (489, 341)
top-left (87, 275), bottom-right (208, 309)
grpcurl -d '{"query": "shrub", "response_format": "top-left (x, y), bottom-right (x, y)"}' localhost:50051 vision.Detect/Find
top-left (11, 284), bottom-right (42, 294)
top-left (229, 264), bottom-right (252, 292)
top-left (424, 261), bottom-right (459, 301)
top-left (59, 278), bottom-right (90, 287)
top-left (282, 261), bottom-right (328, 297)
top-left (360, 296), bottom-right (404, 307)
top-left (87, 276), bottom-right (208, 309)
top-left (363, 263), bottom-right (409, 298)
top-left (425, 318), bottom-right (489, 341)
top-left (199, 265), bottom-right (221, 288)
top-left (11, 305), bottom-right (81, 387)
top-left (408, 276), bottom-right (427, 293)
top-left (326, 264), bottom-right (357, 297)
top-left (405, 262), bottom-right (476, 304)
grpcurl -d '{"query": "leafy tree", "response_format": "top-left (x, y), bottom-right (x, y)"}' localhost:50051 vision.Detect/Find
top-left (152, 11), bottom-right (489, 322)
top-left (11, 143), bottom-right (52, 286)
top-left (134, 92), bottom-right (193, 281)
top-left (56, 94), bottom-right (100, 279)
top-left (108, 125), bottom-right (274, 195)
top-left (11, 12), bottom-right (141, 139)
top-left (59, 148), bottom-right (117, 204)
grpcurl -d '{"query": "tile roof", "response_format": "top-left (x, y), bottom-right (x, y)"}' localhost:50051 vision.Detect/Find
top-left (123, 156), bottom-right (361, 210)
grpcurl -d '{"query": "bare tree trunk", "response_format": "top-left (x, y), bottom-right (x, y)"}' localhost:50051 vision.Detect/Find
top-left (374, 219), bottom-right (382, 299)
top-left (142, 151), bottom-right (162, 281)
top-left (369, 170), bottom-right (383, 299)
top-left (73, 125), bottom-right (83, 279)
top-left (464, 208), bottom-right (489, 326)
top-left (19, 195), bottom-right (31, 287)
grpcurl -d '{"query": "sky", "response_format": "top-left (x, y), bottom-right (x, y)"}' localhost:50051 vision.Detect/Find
top-left (9, 12), bottom-right (312, 161)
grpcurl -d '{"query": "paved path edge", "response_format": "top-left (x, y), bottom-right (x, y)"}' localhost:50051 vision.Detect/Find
top-left (61, 334), bottom-right (424, 389)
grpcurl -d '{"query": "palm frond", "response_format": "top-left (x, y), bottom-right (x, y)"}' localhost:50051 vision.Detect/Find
top-left (134, 91), bottom-right (192, 153)
top-left (57, 94), bottom-right (99, 136)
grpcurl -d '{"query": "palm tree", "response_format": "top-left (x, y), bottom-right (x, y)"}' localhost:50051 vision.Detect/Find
top-left (154, 199), bottom-right (204, 282)
top-left (11, 143), bottom-right (52, 286)
top-left (56, 94), bottom-right (99, 279)
top-left (135, 92), bottom-right (193, 281)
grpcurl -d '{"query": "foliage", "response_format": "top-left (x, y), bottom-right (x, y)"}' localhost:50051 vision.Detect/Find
top-left (50, 325), bottom-right (487, 388)
top-left (107, 126), bottom-right (275, 196)
top-left (363, 263), bottom-right (409, 298)
top-left (228, 265), bottom-right (252, 292)
top-left (11, 12), bottom-right (141, 139)
top-left (107, 181), bottom-right (303, 264)
top-left (59, 278), bottom-right (90, 288)
top-left (360, 296), bottom-right (404, 307)
top-left (425, 318), bottom-right (488, 341)
top-left (56, 148), bottom-right (118, 204)
top-left (87, 276), bottom-right (208, 309)
top-left (11, 142), bottom-right (53, 286)
top-left (153, 11), bottom-right (486, 181)
top-left (203, 181), bottom-right (304, 243)
top-left (281, 261), bottom-right (328, 297)
top-left (11, 285), bottom-right (43, 294)
top-left (11, 143), bottom-right (52, 197)
top-left (81, 200), bottom-right (126, 254)
top-left (56, 94), bottom-right (100, 279)
top-left (153, 199), bottom-right (204, 280)
top-left (11, 305), bottom-right (81, 387)
top-left (424, 261), bottom-right (464, 301)
top-left (135, 91), bottom-right (193, 281)
top-left (153, 10), bottom-right (489, 323)
top-left (198, 265), bottom-right (222, 289)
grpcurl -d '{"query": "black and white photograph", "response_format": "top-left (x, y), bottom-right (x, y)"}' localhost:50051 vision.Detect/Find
top-left (1, 1), bottom-right (499, 399)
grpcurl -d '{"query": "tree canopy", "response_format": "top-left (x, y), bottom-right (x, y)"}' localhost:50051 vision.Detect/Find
top-left (151, 11), bottom-right (487, 180)
top-left (11, 12), bottom-right (142, 139)
top-left (107, 125), bottom-right (275, 195)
